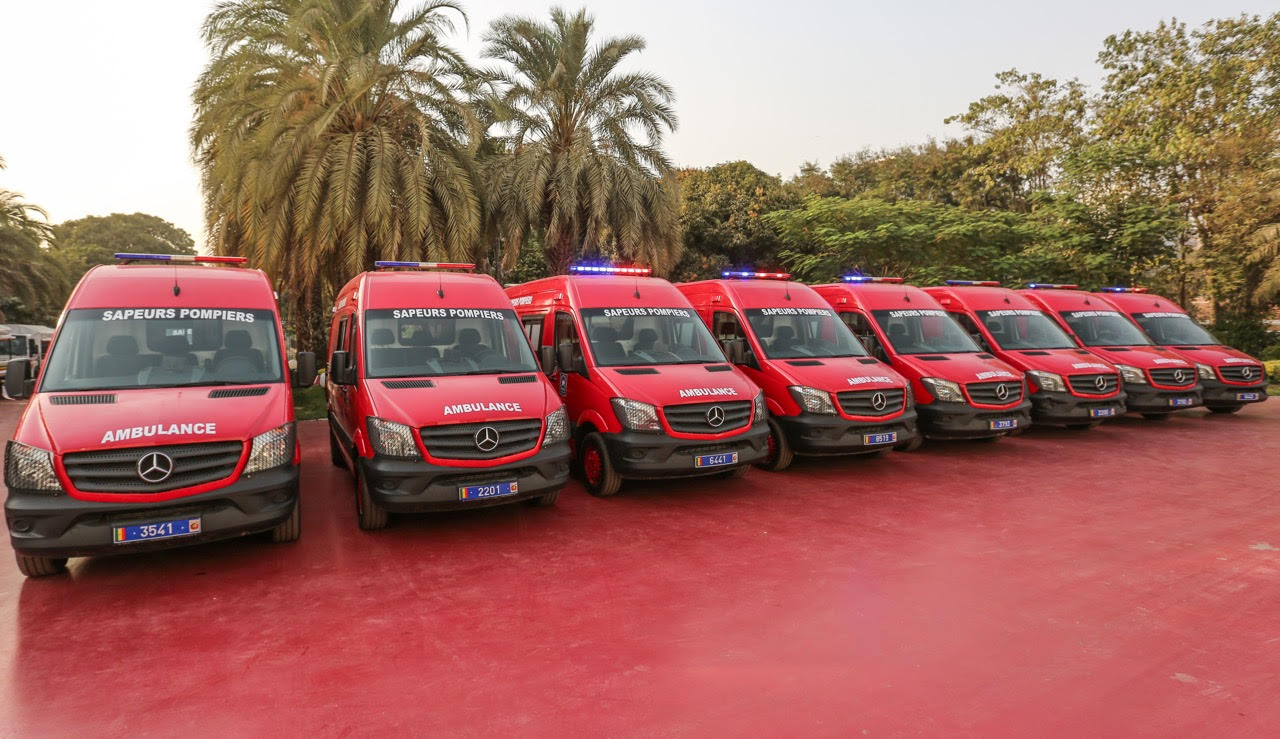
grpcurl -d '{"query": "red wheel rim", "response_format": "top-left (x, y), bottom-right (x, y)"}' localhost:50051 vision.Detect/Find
top-left (765, 427), bottom-right (778, 464)
top-left (584, 446), bottom-right (603, 485)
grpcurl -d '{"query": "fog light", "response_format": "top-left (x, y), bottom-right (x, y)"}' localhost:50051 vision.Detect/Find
top-left (10, 519), bottom-right (31, 533)
top-left (380, 480), bottom-right (396, 490)
top-left (628, 449), bottom-right (645, 459)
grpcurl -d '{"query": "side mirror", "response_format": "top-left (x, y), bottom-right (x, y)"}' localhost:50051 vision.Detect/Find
top-left (329, 351), bottom-right (355, 386)
top-left (538, 345), bottom-right (556, 375)
top-left (556, 343), bottom-right (583, 375)
top-left (293, 352), bottom-right (317, 388)
top-left (720, 338), bottom-right (747, 365)
top-left (5, 359), bottom-right (31, 400)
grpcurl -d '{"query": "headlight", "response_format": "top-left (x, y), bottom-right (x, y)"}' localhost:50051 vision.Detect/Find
top-left (543, 406), bottom-right (569, 447)
top-left (4, 441), bottom-right (62, 493)
top-left (1114, 364), bottom-right (1147, 385)
top-left (611, 398), bottom-right (661, 432)
top-left (245, 422), bottom-right (296, 474)
top-left (904, 383), bottom-right (914, 407)
top-left (921, 377), bottom-right (965, 403)
top-left (789, 385), bottom-right (836, 415)
top-left (1196, 363), bottom-right (1216, 380)
top-left (752, 391), bottom-right (767, 423)
top-left (1027, 370), bottom-right (1066, 393)
top-left (367, 417), bottom-right (421, 459)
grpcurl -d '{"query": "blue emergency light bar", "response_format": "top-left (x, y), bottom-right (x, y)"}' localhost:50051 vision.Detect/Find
top-left (569, 264), bottom-right (653, 276)
top-left (842, 275), bottom-right (904, 284)
top-left (1026, 282), bottom-right (1079, 290)
top-left (1099, 286), bottom-right (1148, 293)
top-left (115, 253), bottom-right (248, 264)
top-left (722, 270), bottom-right (791, 280)
top-left (373, 261), bottom-right (475, 270)
top-left (945, 280), bottom-right (1001, 287)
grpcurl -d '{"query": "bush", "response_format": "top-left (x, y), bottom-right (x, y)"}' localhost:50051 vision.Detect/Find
top-left (1260, 343), bottom-right (1280, 361)
top-left (1266, 360), bottom-right (1280, 384)
top-left (1210, 313), bottom-right (1273, 356)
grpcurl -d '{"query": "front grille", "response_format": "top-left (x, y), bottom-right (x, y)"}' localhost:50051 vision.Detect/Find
top-left (663, 401), bottom-right (752, 433)
top-left (63, 441), bottom-right (243, 494)
top-left (419, 418), bottom-right (542, 460)
top-left (965, 381), bottom-right (1024, 405)
top-left (1149, 367), bottom-right (1196, 386)
top-left (1219, 365), bottom-right (1263, 383)
top-left (1067, 373), bottom-right (1119, 395)
top-left (837, 388), bottom-right (905, 417)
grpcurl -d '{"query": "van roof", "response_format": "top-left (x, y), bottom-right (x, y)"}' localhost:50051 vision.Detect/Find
top-left (338, 270), bottom-right (506, 310)
top-left (924, 285), bottom-right (1042, 312)
top-left (1095, 290), bottom-right (1186, 314)
top-left (509, 275), bottom-right (689, 309)
top-left (68, 264), bottom-right (277, 310)
top-left (679, 279), bottom-right (832, 310)
top-left (814, 281), bottom-right (942, 312)
top-left (1019, 287), bottom-right (1118, 313)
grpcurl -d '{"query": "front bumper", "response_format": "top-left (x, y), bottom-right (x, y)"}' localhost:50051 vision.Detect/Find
top-left (601, 423), bottom-right (770, 479)
top-left (776, 409), bottom-right (919, 455)
top-left (1030, 390), bottom-right (1127, 425)
top-left (917, 399), bottom-right (1032, 439)
top-left (1123, 382), bottom-right (1203, 413)
top-left (1201, 378), bottom-right (1268, 409)
top-left (359, 442), bottom-right (572, 513)
top-left (5, 465), bottom-right (299, 559)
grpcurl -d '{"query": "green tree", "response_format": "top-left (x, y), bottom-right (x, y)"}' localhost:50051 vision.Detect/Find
top-left (192, 0), bottom-right (483, 348)
top-left (785, 161), bottom-right (838, 199)
top-left (482, 7), bottom-right (681, 275)
top-left (0, 155), bottom-right (66, 316)
top-left (51, 213), bottom-right (195, 282)
top-left (673, 161), bottom-right (798, 280)
top-left (829, 138), bottom-right (1018, 209)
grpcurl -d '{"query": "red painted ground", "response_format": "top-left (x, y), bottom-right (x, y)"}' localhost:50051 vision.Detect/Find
top-left (1, 401), bottom-right (1278, 735)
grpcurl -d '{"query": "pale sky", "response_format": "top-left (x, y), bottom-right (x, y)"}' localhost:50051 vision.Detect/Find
top-left (1, 0), bottom-right (1272, 250)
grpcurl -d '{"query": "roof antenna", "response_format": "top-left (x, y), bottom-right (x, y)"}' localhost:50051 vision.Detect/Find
top-left (784, 280), bottom-right (792, 301)
top-left (633, 276), bottom-right (640, 300)
top-left (437, 269), bottom-right (445, 299)
top-left (172, 266), bottom-right (181, 296)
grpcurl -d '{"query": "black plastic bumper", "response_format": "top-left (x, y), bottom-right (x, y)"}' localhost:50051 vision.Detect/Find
top-left (1029, 390), bottom-right (1127, 425)
top-left (359, 442), bottom-right (571, 512)
top-left (917, 399), bottom-right (1032, 439)
top-left (775, 409), bottom-right (919, 455)
top-left (5, 465), bottom-right (299, 558)
top-left (1123, 383), bottom-right (1203, 413)
top-left (1201, 379), bottom-right (1268, 409)
top-left (601, 423), bottom-right (770, 479)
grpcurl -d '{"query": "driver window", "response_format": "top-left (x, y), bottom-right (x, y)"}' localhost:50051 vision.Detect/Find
top-left (554, 312), bottom-right (583, 366)
top-left (840, 311), bottom-right (887, 360)
top-left (712, 311), bottom-right (746, 341)
top-left (522, 315), bottom-right (544, 350)
top-left (953, 313), bottom-right (991, 351)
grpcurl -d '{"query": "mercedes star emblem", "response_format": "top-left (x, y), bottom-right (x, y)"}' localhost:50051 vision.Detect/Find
top-left (871, 392), bottom-right (888, 411)
top-left (1241, 366), bottom-right (1254, 379)
top-left (706, 405), bottom-right (726, 428)
top-left (1095, 375), bottom-right (1108, 391)
top-left (474, 426), bottom-right (501, 452)
top-left (994, 383), bottom-right (1010, 401)
top-left (1173, 369), bottom-right (1187, 384)
top-left (137, 451), bottom-right (175, 483)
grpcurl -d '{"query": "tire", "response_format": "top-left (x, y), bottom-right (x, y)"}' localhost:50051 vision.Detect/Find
top-left (757, 418), bottom-right (794, 472)
top-left (581, 432), bottom-right (622, 497)
top-left (1067, 422), bottom-right (1101, 430)
top-left (720, 464), bottom-right (749, 480)
top-left (271, 499), bottom-right (301, 542)
top-left (895, 434), bottom-right (924, 452)
top-left (1208, 406), bottom-right (1243, 415)
top-left (15, 553), bottom-right (67, 578)
top-left (329, 427), bottom-right (345, 467)
top-left (527, 489), bottom-right (560, 507)
top-left (355, 467), bottom-right (389, 530)
top-left (1141, 413), bottom-right (1170, 421)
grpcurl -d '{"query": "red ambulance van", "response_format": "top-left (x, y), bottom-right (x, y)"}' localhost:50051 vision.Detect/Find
top-left (326, 262), bottom-right (571, 530)
top-left (813, 277), bottom-right (1030, 442)
top-left (923, 281), bottom-right (1125, 428)
top-left (3, 254), bottom-right (315, 577)
top-left (1019, 284), bottom-right (1202, 418)
top-left (1096, 287), bottom-right (1268, 414)
top-left (677, 272), bottom-right (917, 470)
top-left (506, 265), bottom-right (769, 496)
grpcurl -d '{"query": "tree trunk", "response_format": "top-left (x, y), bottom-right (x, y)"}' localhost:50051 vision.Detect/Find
top-left (547, 227), bottom-right (577, 276)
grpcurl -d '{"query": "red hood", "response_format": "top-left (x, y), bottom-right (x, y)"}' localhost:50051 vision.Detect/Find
top-left (367, 374), bottom-right (558, 427)
top-left (760, 357), bottom-right (908, 391)
top-left (996, 348), bottom-right (1117, 375)
top-left (892, 353), bottom-right (1023, 383)
top-left (1160, 344), bottom-right (1262, 369)
top-left (598, 365), bottom-right (760, 407)
top-left (26, 385), bottom-right (291, 455)
top-left (1085, 346), bottom-right (1191, 370)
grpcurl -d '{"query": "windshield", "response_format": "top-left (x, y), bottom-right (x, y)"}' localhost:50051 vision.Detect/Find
top-left (1061, 310), bottom-right (1152, 347)
top-left (1131, 312), bottom-right (1218, 346)
top-left (363, 308), bottom-right (538, 378)
top-left (975, 309), bottom-right (1076, 350)
top-left (872, 308), bottom-right (981, 355)
top-left (580, 307), bottom-right (725, 366)
top-left (744, 307), bottom-right (868, 359)
top-left (40, 308), bottom-right (283, 392)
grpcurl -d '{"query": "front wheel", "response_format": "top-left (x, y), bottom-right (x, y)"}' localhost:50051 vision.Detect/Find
top-left (757, 419), bottom-right (794, 472)
top-left (719, 464), bottom-right (749, 480)
top-left (15, 553), bottom-right (67, 578)
top-left (1208, 406), bottom-right (1243, 415)
top-left (527, 490), bottom-right (560, 507)
top-left (355, 467), bottom-right (389, 531)
top-left (271, 499), bottom-right (301, 542)
top-left (581, 432), bottom-right (622, 497)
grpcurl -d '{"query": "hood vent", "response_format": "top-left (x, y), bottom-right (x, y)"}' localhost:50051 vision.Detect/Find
top-left (1020, 351), bottom-right (1050, 356)
top-left (1175, 346), bottom-right (1202, 351)
top-left (50, 394), bottom-right (116, 406)
top-left (1074, 349), bottom-right (1091, 355)
top-left (976, 353), bottom-right (994, 359)
top-left (615, 367), bottom-right (659, 375)
top-left (916, 355), bottom-right (949, 361)
top-left (857, 358), bottom-right (880, 365)
top-left (1104, 347), bottom-right (1131, 352)
top-left (497, 374), bottom-right (538, 384)
top-left (209, 387), bottom-right (269, 398)
top-left (383, 379), bottom-right (436, 389)
top-left (704, 364), bottom-right (732, 372)
top-left (786, 360), bottom-right (823, 367)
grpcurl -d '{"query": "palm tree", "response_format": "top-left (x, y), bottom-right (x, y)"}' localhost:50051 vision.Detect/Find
top-left (0, 155), bottom-right (66, 308)
top-left (191, 0), bottom-right (483, 328)
top-left (481, 7), bottom-right (682, 275)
